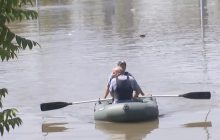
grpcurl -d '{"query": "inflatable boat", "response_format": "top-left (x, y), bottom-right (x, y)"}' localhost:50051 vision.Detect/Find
top-left (94, 97), bottom-right (159, 122)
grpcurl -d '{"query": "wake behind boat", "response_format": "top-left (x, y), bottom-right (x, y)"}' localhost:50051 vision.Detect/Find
top-left (94, 97), bottom-right (159, 122)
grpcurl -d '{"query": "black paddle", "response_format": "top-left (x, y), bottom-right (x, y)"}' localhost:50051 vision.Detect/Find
top-left (40, 91), bottom-right (211, 111)
top-left (179, 91), bottom-right (211, 99)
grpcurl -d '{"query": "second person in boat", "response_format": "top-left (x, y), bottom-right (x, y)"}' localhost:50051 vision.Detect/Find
top-left (103, 60), bottom-right (145, 99)
top-left (108, 66), bottom-right (146, 103)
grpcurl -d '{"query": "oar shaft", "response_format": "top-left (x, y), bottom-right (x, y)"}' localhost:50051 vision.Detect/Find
top-left (152, 95), bottom-right (179, 97)
top-left (40, 91), bottom-right (211, 111)
top-left (72, 99), bottom-right (110, 104)
top-left (63, 93), bottom-right (206, 105)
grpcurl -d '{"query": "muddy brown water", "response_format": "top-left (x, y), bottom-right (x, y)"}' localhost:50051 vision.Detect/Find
top-left (1, 0), bottom-right (220, 139)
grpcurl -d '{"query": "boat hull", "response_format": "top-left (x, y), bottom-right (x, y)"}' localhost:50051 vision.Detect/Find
top-left (94, 97), bottom-right (159, 122)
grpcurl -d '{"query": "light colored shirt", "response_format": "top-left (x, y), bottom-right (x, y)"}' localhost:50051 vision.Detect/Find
top-left (109, 75), bottom-right (140, 95)
top-left (107, 71), bottom-right (132, 87)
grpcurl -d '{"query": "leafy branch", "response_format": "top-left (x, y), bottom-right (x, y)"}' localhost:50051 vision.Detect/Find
top-left (0, 0), bottom-right (40, 136)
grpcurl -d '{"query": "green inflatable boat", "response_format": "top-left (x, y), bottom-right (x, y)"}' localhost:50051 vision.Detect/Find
top-left (94, 97), bottom-right (159, 122)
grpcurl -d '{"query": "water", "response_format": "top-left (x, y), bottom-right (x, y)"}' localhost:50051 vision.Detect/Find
top-left (1, 0), bottom-right (220, 139)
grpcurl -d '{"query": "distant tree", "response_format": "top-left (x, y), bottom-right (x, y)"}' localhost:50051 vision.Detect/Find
top-left (0, 0), bottom-right (39, 135)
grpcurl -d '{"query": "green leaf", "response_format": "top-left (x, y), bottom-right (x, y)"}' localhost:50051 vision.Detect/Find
top-left (0, 26), bottom-right (7, 41)
top-left (0, 123), bottom-right (4, 136)
top-left (6, 30), bottom-right (15, 42)
top-left (0, 108), bottom-right (22, 135)
top-left (12, 0), bottom-right (19, 6)
top-left (0, 48), bottom-right (8, 61)
top-left (21, 38), bottom-right (27, 49)
top-left (3, 111), bottom-right (8, 121)
top-left (33, 41), bottom-right (36, 46)
top-left (0, 15), bottom-right (6, 25)
top-left (0, 55), bottom-right (5, 61)
top-left (6, 0), bottom-right (14, 13)
top-left (27, 40), bottom-right (33, 49)
top-left (15, 35), bottom-right (22, 46)
top-left (0, 0), bottom-right (5, 9)
top-left (15, 117), bottom-right (22, 126)
top-left (3, 122), bottom-right (9, 132)
top-left (0, 88), bottom-right (8, 99)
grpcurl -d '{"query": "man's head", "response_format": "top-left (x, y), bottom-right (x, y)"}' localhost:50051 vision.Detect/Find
top-left (112, 66), bottom-right (123, 77)
top-left (117, 61), bottom-right (126, 72)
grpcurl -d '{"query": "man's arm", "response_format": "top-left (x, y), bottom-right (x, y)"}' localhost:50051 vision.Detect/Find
top-left (126, 72), bottom-right (145, 95)
top-left (131, 77), bottom-right (145, 98)
top-left (103, 73), bottom-right (113, 98)
top-left (103, 86), bottom-right (110, 99)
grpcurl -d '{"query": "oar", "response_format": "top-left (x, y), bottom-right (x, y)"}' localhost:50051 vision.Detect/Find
top-left (151, 91), bottom-right (211, 99)
top-left (40, 98), bottom-right (110, 111)
top-left (40, 91), bottom-right (211, 111)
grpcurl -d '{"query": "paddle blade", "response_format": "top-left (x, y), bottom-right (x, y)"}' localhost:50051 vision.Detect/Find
top-left (40, 102), bottom-right (72, 111)
top-left (180, 92), bottom-right (211, 99)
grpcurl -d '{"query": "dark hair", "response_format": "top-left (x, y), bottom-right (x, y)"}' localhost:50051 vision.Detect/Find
top-left (117, 61), bottom-right (126, 66)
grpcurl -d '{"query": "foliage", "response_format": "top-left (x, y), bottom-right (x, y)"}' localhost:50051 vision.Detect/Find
top-left (0, 0), bottom-right (39, 61)
top-left (0, 0), bottom-right (39, 136)
top-left (0, 88), bottom-right (7, 108)
top-left (0, 88), bottom-right (22, 136)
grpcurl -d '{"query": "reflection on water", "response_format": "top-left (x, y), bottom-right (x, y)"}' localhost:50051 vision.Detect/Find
top-left (200, 0), bottom-right (208, 72)
top-left (184, 121), bottom-right (211, 140)
top-left (200, 0), bottom-right (208, 41)
top-left (184, 121), bottom-right (212, 128)
top-left (183, 109), bottom-right (212, 140)
top-left (42, 122), bottom-right (68, 133)
top-left (95, 119), bottom-right (159, 140)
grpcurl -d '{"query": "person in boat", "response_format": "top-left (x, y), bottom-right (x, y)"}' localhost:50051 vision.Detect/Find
top-left (107, 66), bottom-right (145, 103)
top-left (103, 61), bottom-right (145, 99)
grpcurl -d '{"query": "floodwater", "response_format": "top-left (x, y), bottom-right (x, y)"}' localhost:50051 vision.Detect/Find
top-left (1, 0), bottom-right (220, 139)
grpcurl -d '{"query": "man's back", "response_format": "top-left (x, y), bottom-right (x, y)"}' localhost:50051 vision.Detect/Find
top-left (109, 75), bottom-right (140, 103)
